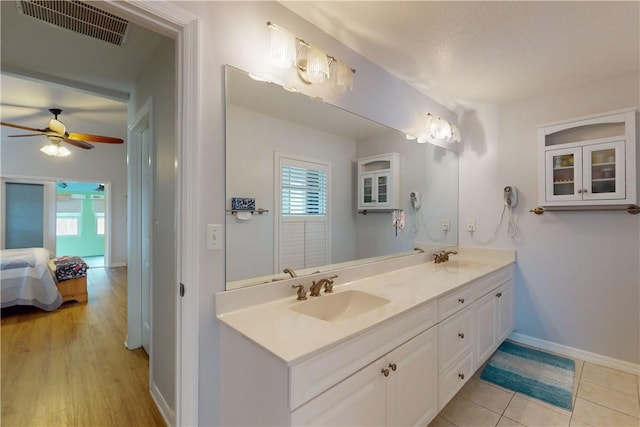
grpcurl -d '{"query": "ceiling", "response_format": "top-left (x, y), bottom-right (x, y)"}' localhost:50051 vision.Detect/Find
top-left (0, 0), bottom-right (167, 146)
top-left (1, 1), bottom-right (639, 144)
top-left (281, 1), bottom-right (640, 107)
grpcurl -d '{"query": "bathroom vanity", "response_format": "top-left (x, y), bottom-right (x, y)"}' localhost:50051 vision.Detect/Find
top-left (216, 248), bottom-right (515, 426)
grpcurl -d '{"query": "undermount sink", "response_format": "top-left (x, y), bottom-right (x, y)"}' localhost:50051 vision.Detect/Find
top-left (438, 260), bottom-right (484, 269)
top-left (290, 290), bottom-right (390, 322)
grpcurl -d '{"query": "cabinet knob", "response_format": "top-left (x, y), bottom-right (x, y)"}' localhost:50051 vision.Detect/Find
top-left (458, 297), bottom-right (465, 304)
top-left (458, 332), bottom-right (465, 339)
top-left (578, 189), bottom-right (583, 193)
top-left (389, 363), bottom-right (397, 372)
top-left (583, 188), bottom-right (589, 193)
top-left (496, 292), bottom-right (502, 298)
top-left (381, 368), bottom-right (390, 377)
top-left (458, 373), bottom-right (465, 380)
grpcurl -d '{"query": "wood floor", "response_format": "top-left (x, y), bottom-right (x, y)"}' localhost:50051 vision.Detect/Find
top-left (1, 267), bottom-right (166, 426)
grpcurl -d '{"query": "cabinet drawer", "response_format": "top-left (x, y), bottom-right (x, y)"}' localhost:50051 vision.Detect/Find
top-left (438, 351), bottom-right (473, 411)
top-left (438, 308), bottom-right (473, 373)
top-left (289, 300), bottom-right (437, 410)
top-left (474, 266), bottom-right (513, 299)
top-left (438, 284), bottom-right (474, 321)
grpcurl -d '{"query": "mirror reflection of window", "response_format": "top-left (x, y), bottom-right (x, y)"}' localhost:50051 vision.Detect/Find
top-left (277, 154), bottom-right (330, 272)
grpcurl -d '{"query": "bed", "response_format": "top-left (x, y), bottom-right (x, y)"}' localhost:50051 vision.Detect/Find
top-left (1, 248), bottom-right (63, 311)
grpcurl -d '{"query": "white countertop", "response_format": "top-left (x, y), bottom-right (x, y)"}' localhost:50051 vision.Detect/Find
top-left (217, 248), bottom-right (515, 365)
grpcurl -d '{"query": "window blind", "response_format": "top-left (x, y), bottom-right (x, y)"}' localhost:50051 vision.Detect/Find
top-left (281, 165), bottom-right (327, 216)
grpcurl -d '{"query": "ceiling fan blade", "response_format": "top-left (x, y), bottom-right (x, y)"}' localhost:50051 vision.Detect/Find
top-left (8, 133), bottom-right (46, 137)
top-left (1, 121), bottom-right (46, 133)
top-left (48, 118), bottom-right (66, 135)
top-left (67, 132), bottom-right (123, 144)
top-left (63, 137), bottom-right (95, 150)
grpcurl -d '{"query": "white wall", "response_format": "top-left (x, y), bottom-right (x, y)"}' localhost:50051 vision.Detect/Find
top-left (166, 2), bottom-right (457, 424)
top-left (0, 103), bottom-right (127, 265)
top-left (459, 70), bottom-right (640, 364)
top-left (226, 104), bottom-right (357, 281)
top-left (129, 39), bottom-right (177, 412)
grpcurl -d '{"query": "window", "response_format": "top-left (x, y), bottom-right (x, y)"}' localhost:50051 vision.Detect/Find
top-left (96, 214), bottom-right (105, 235)
top-left (56, 198), bottom-right (82, 236)
top-left (281, 165), bottom-right (327, 216)
top-left (277, 154), bottom-right (330, 271)
top-left (56, 216), bottom-right (79, 236)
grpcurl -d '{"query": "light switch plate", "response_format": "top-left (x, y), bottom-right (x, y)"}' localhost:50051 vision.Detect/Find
top-left (207, 224), bottom-right (222, 250)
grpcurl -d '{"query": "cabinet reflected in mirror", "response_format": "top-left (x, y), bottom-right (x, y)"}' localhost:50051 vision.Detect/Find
top-left (225, 65), bottom-right (458, 289)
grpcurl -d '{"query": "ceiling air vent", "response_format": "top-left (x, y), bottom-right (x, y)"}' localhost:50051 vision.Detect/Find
top-left (17, 0), bottom-right (129, 46)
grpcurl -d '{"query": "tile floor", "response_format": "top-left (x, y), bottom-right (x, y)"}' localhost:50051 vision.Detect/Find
top-left (429, 356), bottom-right (640, 427)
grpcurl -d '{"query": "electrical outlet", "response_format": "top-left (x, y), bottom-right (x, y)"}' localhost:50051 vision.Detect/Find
top-left (442, 219), bottom-right (450, 231)
top-left (467, 219), bottom-right (476, 232)
top-left (207, 224), bottom-right (222, 250)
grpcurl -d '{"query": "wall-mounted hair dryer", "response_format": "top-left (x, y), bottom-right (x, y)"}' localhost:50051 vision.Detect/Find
top-left (504, 186), bottom-right (517, 208)
top-left (410, 191), bottom-right (421, 210)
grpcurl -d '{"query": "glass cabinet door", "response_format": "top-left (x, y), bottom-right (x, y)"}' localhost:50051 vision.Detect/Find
top-left (362, 175), bottom-right (373, 204)
top-left (545, 147), bottom-right (582, 202)
top-left (376, 175), bottom-right (388, 204)
top-left (583, 141), bottom-right (626, 200)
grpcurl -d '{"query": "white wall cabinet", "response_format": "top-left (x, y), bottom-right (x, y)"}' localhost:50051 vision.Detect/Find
top-left (538, 108), bottom-right (637, 206)
top-left (357, 153), bottom-right (400, 211)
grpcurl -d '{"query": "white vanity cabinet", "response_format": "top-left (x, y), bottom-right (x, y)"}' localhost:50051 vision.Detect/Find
top-left (220, 300), bottom-right (439, 427)
top-left (474, 279), bottom-right (514, 367)
top-left (437, 266), bottom-right (515, 410)
top-left (219, 259), bottom-right (515, 427)
top-left (538, 108), bottom-right (637, 206)
top-left (357, 153), bottom-right (400, 211)
top-left (292, 327), bottom-right (438, 427)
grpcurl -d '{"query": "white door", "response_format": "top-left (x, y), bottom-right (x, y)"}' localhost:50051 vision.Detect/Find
top-left (496, 281), bottom-right (514, 343)
top-left (474, 292), bottom-right (497, 366)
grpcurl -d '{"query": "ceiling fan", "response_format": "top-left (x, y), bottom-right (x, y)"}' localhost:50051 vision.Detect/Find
top-left (1, 108), bottom-right (123, 154)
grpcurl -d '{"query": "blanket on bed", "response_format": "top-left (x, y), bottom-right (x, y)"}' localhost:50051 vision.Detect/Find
top-left (1, 248), bottom-right (62, 311)
top-left (52, 256), bottom-right (88, 281)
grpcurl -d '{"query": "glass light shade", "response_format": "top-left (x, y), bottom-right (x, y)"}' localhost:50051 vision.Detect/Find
top-left (269, 25), bottom-right (296, 69)
top-left (304, 45), bottom-right (330, 84)
top-left (331, 61), bottom-right (353, 92)
top-left (40, 142), bottom-right (71, 157)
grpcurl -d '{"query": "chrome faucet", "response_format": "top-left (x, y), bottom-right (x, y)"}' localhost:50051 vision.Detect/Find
top-left (433, 250), bottom-right (457, 263)
top-left (309, 275), bottom-right (338, 296)
top-left (283, 267), bottom-right (297, 278)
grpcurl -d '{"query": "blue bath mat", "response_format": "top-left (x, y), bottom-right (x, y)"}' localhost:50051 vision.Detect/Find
top-left (480, 341), bottom-right (575, 410)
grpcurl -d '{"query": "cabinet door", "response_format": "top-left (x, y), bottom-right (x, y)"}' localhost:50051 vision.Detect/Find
top-left (474, 291), bottom-right (497, 368)
top-left (583, 141), bottom-right (626, 200)
top-left (291, 357), bottom-right (387, 426)
top-left (386, 327), bottom-right (438, 427)
top-left (545, 147), bottom-right (583, 202)
top-left (376, 172), bottom-right (390, 206)
top-left (496, 281), bottom-right (514, 343)
top-left (360, 173), bottom-right (376, 208)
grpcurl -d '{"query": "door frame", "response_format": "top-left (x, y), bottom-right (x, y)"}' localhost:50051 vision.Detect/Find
top-left (127, 97), bottom-right (153, 356)
top-left (102, 2), bottom-right (200, 426)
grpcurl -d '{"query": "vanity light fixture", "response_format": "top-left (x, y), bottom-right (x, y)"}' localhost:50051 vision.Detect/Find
top-left (425, 113), bottom-right (462, 143)
top-left (267, 21), bottom-right (355, 91)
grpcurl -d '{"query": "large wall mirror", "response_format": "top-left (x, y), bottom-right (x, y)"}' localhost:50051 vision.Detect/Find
top-left (225, 65), bottom-right (458, 289)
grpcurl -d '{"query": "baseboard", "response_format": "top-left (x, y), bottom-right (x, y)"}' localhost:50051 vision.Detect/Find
top-left (509, 332), bottom-right (640, 375)
top-left (109, 261), bottom-right (127, 268)
top-left (151, 380), bottom-right (175, 427)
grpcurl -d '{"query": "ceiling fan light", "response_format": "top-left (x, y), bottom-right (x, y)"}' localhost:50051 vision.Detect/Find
top-left (40, 142), bottom-right (70, 157)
